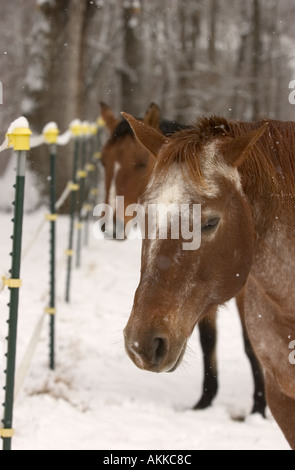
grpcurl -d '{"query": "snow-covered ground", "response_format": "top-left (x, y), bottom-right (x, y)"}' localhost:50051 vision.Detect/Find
top-left (0, 208), bottom-right (290, 450)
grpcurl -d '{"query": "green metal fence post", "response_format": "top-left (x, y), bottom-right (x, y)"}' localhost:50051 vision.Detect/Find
top-left (83, 123), bottom-right (101, 247)
top-left (43, 124), bottom-right (59, 369)
top-left (1, 122), bottom-right (31, 450)
top-left (65, 120), bottom-right (81, 303)
top-left (75, 123), bottom-right (88, 269)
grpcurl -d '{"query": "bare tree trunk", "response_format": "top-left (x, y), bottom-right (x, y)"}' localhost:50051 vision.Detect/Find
top-left (231, 3), bottom-right (251, 119)
top-left (251, 0), bottom-right (262, 119)
top-left (120, 4), bottom-right (143, 116)
top-left (22, 0), bottom-right (89, 208)
top-left (208, 0), bottom-right (217, 65)
top-left (62, 0), bottom-right (89, 124)
top-left (176, 2), bottom-right (201, 123)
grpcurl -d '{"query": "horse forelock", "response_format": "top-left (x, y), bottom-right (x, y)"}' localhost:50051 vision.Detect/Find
top-left (153, 116), bottom-right (231, 190)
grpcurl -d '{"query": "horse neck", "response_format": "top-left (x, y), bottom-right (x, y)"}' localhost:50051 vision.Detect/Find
top-left (240, 172), bottom-right (295, 238)
top-left (238, 141), bottom-right (295, 309)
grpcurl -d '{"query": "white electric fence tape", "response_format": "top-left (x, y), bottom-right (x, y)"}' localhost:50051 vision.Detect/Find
top-left (14, 313), bottom-right (46, 400)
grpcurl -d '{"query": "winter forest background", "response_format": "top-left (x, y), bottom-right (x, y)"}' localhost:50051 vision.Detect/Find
top-left (0, 0), bottom-right (295, 202)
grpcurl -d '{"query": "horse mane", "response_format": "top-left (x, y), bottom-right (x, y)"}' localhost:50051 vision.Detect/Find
top-left (159, 119), bottom-right (188, 135)
top-left (108, 118), bottom-right (186, 144)
top-left (154, 115), bottom-right (295, 200)
top-left (230, 118), bottom-right (295, 198)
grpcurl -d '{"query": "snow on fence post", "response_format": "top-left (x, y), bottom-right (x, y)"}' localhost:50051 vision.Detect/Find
top-left (65, 119), bottom-right (82, 303)
top-left (1, 118), bottom-right (32, 451)
top-left (43, 122), bottom-right (59, 370)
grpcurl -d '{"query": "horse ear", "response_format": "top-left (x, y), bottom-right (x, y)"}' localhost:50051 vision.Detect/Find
top-left (99, 102), bottom-right (120, 133)
top-left (222, 122), bottom-right (269, 167)
top-left (121, 112), bottom-right (167, 157)
top-left (143, 102), bottom-right (160, 129)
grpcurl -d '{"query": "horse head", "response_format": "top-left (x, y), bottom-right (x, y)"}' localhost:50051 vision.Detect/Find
top-left (122, 112), bottom-right (267, 373)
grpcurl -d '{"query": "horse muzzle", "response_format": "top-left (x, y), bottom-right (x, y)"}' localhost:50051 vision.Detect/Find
top-left (123, 324), bottom-right (187, 373)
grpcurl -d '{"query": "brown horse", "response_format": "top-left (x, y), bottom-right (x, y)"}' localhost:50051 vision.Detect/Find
top-left (100, 103), bottom-right (266, 416)
top-left (122, 111), bottom-right (295, 448)
top-left (100, 102), bottom-right (185, 233)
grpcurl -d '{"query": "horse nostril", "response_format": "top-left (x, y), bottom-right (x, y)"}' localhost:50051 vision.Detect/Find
top-left (152, 337), bottom-right (168, 364)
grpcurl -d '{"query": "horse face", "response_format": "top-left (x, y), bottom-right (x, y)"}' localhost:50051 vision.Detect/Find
top-left (122, 113), bottom-right (267, 373)
top-left (102, 135), bottom-right (153, 231)
top-left (100, 102), bottom-right (160, 236)
top-left (124, 159), bottom-right (255, 373)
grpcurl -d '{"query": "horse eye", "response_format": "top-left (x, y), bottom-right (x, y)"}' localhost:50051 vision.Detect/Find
top-left (135, 161), bottom-right (147, 169)
top-left (201, 217), bottom-right (220, 232)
